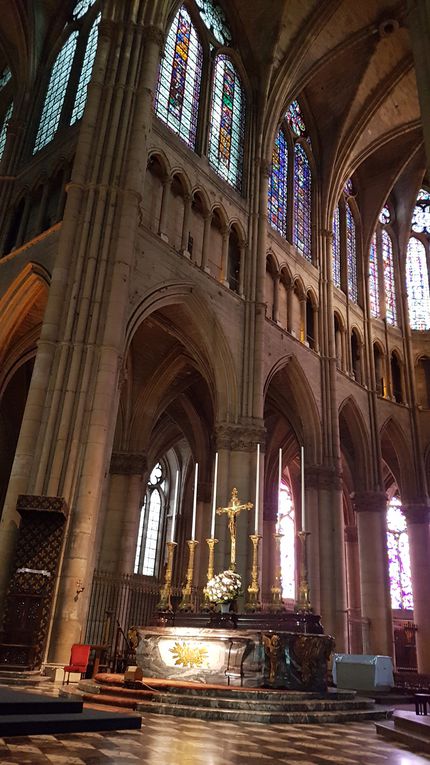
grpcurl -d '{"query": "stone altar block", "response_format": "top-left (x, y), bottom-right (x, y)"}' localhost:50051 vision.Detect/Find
top-left (134, 626), bottom-right (334, 691)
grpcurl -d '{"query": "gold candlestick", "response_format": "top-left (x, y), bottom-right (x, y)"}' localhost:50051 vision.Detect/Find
top-left (269, 531), bottom-right (285, 612)
top-left (246, 534), bottom-right (262, 611)
top-left (157, 541), bottom-right (177, 611)
top-left (295, 530), bottom-right (312, 612)
top-left (202, 538), bottom-right (218, 610)
top-left (178, 539), bottom-right (199, 612)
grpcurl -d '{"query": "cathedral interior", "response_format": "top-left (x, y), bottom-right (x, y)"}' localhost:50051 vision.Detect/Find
top-left (1, 0), bottom-right (430, 756)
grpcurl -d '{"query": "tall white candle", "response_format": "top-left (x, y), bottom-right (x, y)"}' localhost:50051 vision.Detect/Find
top-left (301, 445), bottom-right (305, 530)
top-left (278, 447), bottom-right (282, 531)
top-left (210, 452), bottom-right (218, 538)
top-left (191, 462), bottom-right (199, 540)
top-left (255, 444), bottom-right (260, 534)
top-left (170, 469), bottom-right (179, 543)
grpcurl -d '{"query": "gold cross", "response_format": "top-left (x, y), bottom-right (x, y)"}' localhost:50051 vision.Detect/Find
top-left (217, 488), bottom-right (253, 571)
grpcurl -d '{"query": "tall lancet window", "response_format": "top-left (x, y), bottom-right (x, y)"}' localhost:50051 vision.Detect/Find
top-left (369, 232), bottom-right (380, 318)
top-left (346, 203), bottom-right (358, 302)
top-left (293, 143), bottom-right (312, 260)
top-left (369, 205), bottom-right (398, 325)
top-left (0, 102), bottom-right (13, 161)
top-left (154, 5), bottom-right (203, 149)
top-left (33, 0), bottom-right (99, 153)
top-left (332, 206), bottom-right (341, 288)
top-left (406, 189), bottom-right (430, 330)
top-left (277, 482), bottom-right (296, 599)
top-left (386, 496), bottom-right (413, 610)
top-left (208, 54), bottom-right (245, 190)
top-left (268, 128), bottom-right (288, 237)
top-left (134, 463), bottom-right (166, 576)
top-left (382, 230), bottom-right (397, 325)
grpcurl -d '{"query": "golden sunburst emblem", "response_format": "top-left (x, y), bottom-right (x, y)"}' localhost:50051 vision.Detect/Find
top-left (169, 641), bottom-right (208, 668)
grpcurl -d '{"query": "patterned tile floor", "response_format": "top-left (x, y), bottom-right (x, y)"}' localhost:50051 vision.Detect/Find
top-left (0, 713), bottom-right (430, 765)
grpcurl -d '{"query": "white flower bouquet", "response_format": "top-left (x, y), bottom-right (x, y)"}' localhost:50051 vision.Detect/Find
top-left (205, 569), bottom-right (242, 604)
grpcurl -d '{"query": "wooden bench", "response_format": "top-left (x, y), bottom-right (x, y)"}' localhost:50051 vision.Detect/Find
top-left (414, 693), bottom-right (430, 715)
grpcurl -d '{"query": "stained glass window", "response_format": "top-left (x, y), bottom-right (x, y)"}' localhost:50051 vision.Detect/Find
top-left (387, 496), bottom-right (413, 610)
top-left (406, 237), bottom-right (430, 330)
top-left (346, 203), bottom-right (358, 302)
top-left (70, 14), bottom-right (100, 124)
top-left (344, 178), bottom-right (353, 196)
top-left (411, 189), bottom-right (430, 234)
top-left (154, 6), bottom-right (203, 150)
top-left (277, 483), bottom-right (295, 599)
top-left (0, 67), bottom-right (11, 89)
top-left (73, 0), bottom-right (96, 19)
top-left (0, 102), bottom-right (13, 161)
top-left (286, 100), bottom-right (306, 138)
top-left (369, 232), bottom-right (380, 318)
top-left (332, 206), bottom-right (341, 287)
top-left (268, 128), bottom-right (288, 236)
top-left (33, 32), bottom-right (78, 153)
top-left (134, 463), bottom-right (166, 576)
top-left (208, 54), bottom-right (245, 190)
top-left (293, 143), bottom-right (311, 260)
top-left (379, 205), bottom-right (391, 225)
top-left (382, 230), bottom-right (397, 325)
top-left (195, 0), bottom-right (232, 45)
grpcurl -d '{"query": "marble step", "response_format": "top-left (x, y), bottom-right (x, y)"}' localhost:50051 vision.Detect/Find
top-left (132, 698), bottom-right (393, 724)
top-left (376, 720), bottom-right (430, 755)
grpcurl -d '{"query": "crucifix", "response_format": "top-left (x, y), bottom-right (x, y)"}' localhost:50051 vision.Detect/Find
top-left (217, 488), bottom-right (253, 571)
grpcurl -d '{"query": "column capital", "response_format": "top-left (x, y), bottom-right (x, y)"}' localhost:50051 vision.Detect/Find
top-left (306, 465), bottom-right (342, 491)
top-left (110, 451), bottom-right (147, 475)
top-left (351, 490), bottom-right (387, 513)
top-left (214, 422), bottom-right (266, 452)
top-left (402, 502), bottom-right (430, 524)
top-left (321, 229), bottom-right (333, 240)
top-left (143, 25), bottom-right (165, 50)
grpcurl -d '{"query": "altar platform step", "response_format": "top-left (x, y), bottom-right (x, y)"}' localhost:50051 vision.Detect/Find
top-left (71, 675), bottom-right (393, 724)
top-left (376, 711), bottom-right (430, 755)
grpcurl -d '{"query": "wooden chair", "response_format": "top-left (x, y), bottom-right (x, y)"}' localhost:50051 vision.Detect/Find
top-left (62, 643), bottom-right (91, 684)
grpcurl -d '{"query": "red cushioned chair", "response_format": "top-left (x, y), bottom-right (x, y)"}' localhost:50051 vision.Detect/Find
top-left (62, 643), bottom-right (91, 684)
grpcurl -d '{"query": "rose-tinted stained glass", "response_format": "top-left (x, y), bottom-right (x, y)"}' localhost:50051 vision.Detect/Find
top-left (195, 0), bottom-right (232, 45)
top-left (268, 128), bottom-right (287, 236)
top-left (369, 232), bottom-right (380, 318)
top-left (154, 6), bottom-right (203, 150)
top-left (382, 230), bottom-right (397, 325)
top-left (286, 100), bottom-right (306, 137)
top-left (346, 203), bottom-right (358, 302)
top-left (406, 237), bottom-right (430, 330)
top-left (412, 188), bottom-right (430, 234)
top-left (208, 54), bottom-right (245, 190)
top-left (0, 101), bottom-right (13, 160)
top-left (386, 496), bottom-right (413, 610)
top-left (332, 206), bottom-right (341, 287)
top-left (277, 483), bottom-right (295, 600)
top-left (379, 205), bottom-right (391, 225)
top-left (293, 143), bottom-right (311, 260)
top-left (70, 13), bottom-right (100, 124)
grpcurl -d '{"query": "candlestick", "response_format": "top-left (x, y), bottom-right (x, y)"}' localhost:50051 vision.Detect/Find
top-left (202, 537), bottom-right (218, 610)
top-left (269, 531), bottom-right (285, 612)
top-left (171, 469), bottom-right (179, 543)
top-left (245, 534), bottom-right (262, 611)
top-left (191, 462), bottom-right (198, 540)
top-left (278, 447), bottom-right (282, 532)
top-left (255, 444), bottom-right (260, 534)
top-left (295, 530), bottom-right (312, 612)
top-left (178, 540), bottom-right (199, 611)
top-left (156, 541), bottom-right (177, 612)
top-left (210, 453), bottom-right (218, 539)
top-left (301, 445), bottom-right (305, 530)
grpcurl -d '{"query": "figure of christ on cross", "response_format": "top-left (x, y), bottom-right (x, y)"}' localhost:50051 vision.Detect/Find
top-left (216, 488), bottom-right (253, 571)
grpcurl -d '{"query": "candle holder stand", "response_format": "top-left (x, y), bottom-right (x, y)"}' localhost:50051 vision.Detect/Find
top-left (178, 540), bottom-right (199, 612)
top-left (269, 531), bottom-right (285, 612)
top-left (245, 534), bottom-right (262, 612)
top-left (202, 537), bottom-right (218, 610)
top-left (157, 541), bottom-right (177, 612)
top-left (295, 530), bottom-right (312, 612)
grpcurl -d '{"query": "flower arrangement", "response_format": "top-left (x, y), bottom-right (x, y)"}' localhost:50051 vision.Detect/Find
top-left (205, 569), bottom-right (242, 604)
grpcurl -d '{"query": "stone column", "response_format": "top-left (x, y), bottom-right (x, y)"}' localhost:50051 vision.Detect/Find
top-left (403, 502), bottom-right (430, 673)
top-left (353, 491), bottom-right (393, 657)
top-left (158, 177), bottom-right (172, 242)
top-left (221, 227), bottom-right (229, 286)
top-left (344, 525), bottom-right (363, 653)
top-left (181, 194), bottom-right (192, 254)
top-left (287, 284), bottom-right (294, 333)
top-left (313, 307), bottom-right (320, 352)
top-left (238, 242), bottom-right (246, 297)
top-left (15, 195), bottom-right (31, 248)
top-left (201, 212), bottom-right (212, 271)
top-left (299, 297), bottom-right (306, 342)
top-left (273, 274), bottom-right (280, 323)
top-left (35, 182), bottom-right (50, 234)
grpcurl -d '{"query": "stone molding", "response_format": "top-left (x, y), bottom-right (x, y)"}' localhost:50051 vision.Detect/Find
top-left (351, 491), bottom-right (387, 514)
top-left (306, 465), bottom-right (342, 491)
top-left (215, 423), bottom-right (266, 452)
top-left (402, 503), bottom-right (430, 525)
top-left (16, 495), bottom-right (68, 518)
top-left (344, 525), bottom-right (358, 544)
top-left (110, 452), bottom-right (147, 475)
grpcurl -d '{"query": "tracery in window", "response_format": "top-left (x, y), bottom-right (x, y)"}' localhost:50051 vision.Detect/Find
top-left (346, 203), bottom-right (357, 302)
top-left (344, 178), bottom-right (353, 196)
top-left (387, 496), bottom-right (413, 610)
top-left (0, 102), bottom-right (13, 161)
top-left (382, 230), bottom-right (397, 326)
top-left (332, 206), bottom-right (341, 288)
top-left (379, 205), bottom-right (391, 225)
top-left (0, 67), bottom-right (11, 89)
top-left (70, 14), bottom-right (100, 124)
top-left (411, 188), bottom-right (430, 235)
top-left (33, 32), bottom-right (79, 153)
top-left (277, 482), bottom-right (295, 599)
top-left (154, 6), bottom-right (203, 150)
top-left (406, 237), bottom-right (430, 330)
top-left (208, 54), bottom-right (245, 190)
top-left (369, 233), bottom-right (380, 318)
top-left (195, 0), bottom-right (232, 45)
top-left (268, 128), bottom-right (288, 237)
top-left (134, 463), bottom-right (166, 576)
top-left (293, 143), bottom-right (311, 260)
top-left (286, 100), bottom-right (307, 138)
top-left (73, 0), bottom-right (96, 18)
